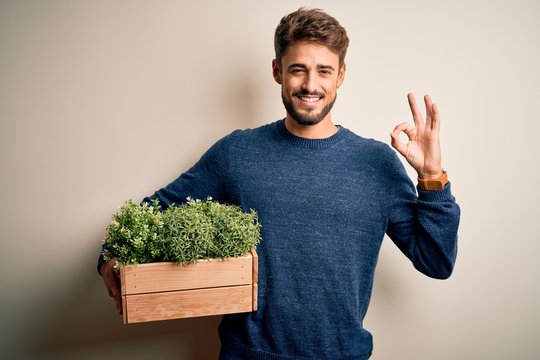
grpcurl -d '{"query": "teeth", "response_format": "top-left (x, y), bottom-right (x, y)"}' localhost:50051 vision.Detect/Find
top-left (299, 96), bottom-right (320, 102)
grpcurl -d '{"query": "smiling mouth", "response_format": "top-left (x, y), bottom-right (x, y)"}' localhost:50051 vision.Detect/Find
top-left (294, 92), bottom-right (324, 106)
top-left (297, 95), bottom-right (321, 103)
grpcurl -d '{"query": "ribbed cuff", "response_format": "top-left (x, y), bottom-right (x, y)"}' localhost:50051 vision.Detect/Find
top-left (417, 182), bottom-right (455, 202)
top-left (97, 243), bottom-right (108, 275)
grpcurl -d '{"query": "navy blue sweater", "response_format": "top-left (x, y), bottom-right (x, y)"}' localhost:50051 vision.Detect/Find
top-left (119, 120), bottom-right (460, 359)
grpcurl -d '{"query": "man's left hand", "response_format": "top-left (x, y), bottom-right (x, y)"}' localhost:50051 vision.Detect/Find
top-left (390, 93), bottom-right (444, 179)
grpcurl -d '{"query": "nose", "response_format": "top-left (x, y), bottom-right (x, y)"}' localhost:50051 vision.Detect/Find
top-left (301, 71), bottom-right (318, 94)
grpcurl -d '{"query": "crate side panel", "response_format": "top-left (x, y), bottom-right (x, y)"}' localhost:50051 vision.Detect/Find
top-left (124, 285), bottom-right (253, 323)
top-left (122, 254), bottom-right (253, 295)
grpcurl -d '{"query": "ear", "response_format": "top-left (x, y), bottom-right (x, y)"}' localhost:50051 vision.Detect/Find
top-left (272, 59), bottom-right (282, 84)
top-left (337, 62), bottom-right (346, 88)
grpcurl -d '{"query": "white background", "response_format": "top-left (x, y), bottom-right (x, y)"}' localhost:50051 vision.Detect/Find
top-left (1, 0), bottom-right (539, 359)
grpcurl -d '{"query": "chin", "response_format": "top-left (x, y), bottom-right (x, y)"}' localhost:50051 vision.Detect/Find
top-left (282, 92), bottom-right (336, 127)
top-left (291, 114), bottom-right (324, 126)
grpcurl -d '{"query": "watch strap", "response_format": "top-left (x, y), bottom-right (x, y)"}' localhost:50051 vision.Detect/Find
top-left (418, 171), bottom-right (448, 191)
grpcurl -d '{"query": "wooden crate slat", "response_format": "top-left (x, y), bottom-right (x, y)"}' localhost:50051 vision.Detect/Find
top-left (251, 248), bottom-right (258, 312)
top-left (123, 284), bottom-right (253, 324)
top-left (252, 283), bottom-right (258, 312)
top-left (122, 296), bottom-right (127, 324)
top-left (251, 248), bottom-right (258, 284)
top-left (120, 253), bottom-right (253, 295)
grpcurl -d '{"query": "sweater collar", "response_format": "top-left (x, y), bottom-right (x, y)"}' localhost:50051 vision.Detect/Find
top-left (276, 119), bottom-right (347, 149)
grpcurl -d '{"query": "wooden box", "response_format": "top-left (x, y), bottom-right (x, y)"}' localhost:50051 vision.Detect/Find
top-left (120, 249), bottom-right (258, 324)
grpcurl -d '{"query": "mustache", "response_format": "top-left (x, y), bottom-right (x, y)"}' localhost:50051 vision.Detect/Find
top-left (292, 90), bottom-right (325, 98)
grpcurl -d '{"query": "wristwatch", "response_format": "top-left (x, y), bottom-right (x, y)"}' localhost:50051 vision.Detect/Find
top-left (418, 171), bottom-right (448, 191)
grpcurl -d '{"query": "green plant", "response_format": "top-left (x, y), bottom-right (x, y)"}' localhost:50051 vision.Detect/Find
top-left (161, 199), bottom-right (215, 263)
top-left (205, 199), bottom-right (261, 259)
top-left (102, 199), bottom-right (164, 266)
top-left (102, 197), bottom-right (262, 266)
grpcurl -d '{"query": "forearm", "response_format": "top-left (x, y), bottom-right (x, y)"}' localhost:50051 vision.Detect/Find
top-left (414, 184), bottom-right (460, 278)
top-left (387, 183), bottom-right (460, 279)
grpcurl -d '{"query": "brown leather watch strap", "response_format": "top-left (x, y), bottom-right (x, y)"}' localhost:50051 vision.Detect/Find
top-left (418, 171), bottom-right (448, 191)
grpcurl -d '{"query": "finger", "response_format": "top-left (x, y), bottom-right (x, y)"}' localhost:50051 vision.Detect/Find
top-left (392, 122), bottom-right (416, 141)
top-left (407, 93), bottom-right (423, 128)
top-left (107, 287), bottom-right (122, 314)
top-left (390, 122), bottom-right (416, 156)
top-left (105, 275), bottom-right (118, 297)
top-left (390, 131), bottom-right (407, 156)
top-left (424, 95), bottom-right (434, 129)
top-left (110, 287), bottom-right (123, 315)
top-left (116, 299), bottom-right (123, 315)
top-left (431, 102), bottom-right (440, 132)
top-left (113, 265), bottom-right (122, 314)
top-left (104, 275), bottom-right (114, 297)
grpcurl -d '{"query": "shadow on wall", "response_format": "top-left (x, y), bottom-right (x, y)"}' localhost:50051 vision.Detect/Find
top-left (35, 257), bottom-right (221, 360)
top-left (33, 64), bottom-right (266, 360)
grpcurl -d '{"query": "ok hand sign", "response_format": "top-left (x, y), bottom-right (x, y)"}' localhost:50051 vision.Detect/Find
top-left (390, 93), bottom-right (444, 180)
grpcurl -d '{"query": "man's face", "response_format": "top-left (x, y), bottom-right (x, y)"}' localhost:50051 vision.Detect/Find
top-left (273, 41), bottom-right (345, 126)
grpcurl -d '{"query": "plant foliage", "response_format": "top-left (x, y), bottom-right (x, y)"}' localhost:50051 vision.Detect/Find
top-left (102, 197), bottom-right (261, 266)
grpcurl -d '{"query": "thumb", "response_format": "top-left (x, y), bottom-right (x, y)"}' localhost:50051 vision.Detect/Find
top-left (390, 132), bottom-right (409, 158)
top-left (390, 131), bottom-right (406, 156)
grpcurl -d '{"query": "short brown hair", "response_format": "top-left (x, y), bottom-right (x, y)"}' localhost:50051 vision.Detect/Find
top-left (274, 8), bottom-right (349, 69)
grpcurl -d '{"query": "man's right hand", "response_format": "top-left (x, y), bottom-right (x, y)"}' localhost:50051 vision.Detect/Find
top-left (100, 258), bottom-right (122, 315)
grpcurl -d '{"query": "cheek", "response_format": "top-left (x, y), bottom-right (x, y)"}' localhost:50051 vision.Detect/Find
top-left (284, 80), bottom-right (299, 92)
top-left (323, 81), bottom-right (339, 94)
top-left (283, 75), bottom-right (304, 88)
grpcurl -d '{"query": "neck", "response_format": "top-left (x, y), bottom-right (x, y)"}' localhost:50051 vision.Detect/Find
top-left (284, 115), bottom-right (338, 139)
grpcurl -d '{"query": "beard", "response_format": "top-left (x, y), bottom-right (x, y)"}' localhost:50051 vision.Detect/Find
top-left (282, 90), bottom-right (337, 126)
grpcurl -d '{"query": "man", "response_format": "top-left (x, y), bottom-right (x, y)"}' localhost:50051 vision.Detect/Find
top-left (99, 8), bottom-right (459, 360)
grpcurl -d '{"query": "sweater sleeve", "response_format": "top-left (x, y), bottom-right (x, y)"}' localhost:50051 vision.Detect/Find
top-left (140, 134), bottom-right (234, 208)
top-left (384, 150), bottom-right (460, 279)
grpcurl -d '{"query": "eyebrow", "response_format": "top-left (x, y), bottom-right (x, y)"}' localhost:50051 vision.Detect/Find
top-left (287, 63), bottom-right (336, 71)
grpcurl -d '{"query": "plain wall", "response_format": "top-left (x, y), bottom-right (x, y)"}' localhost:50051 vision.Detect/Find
top-left (1, 0), bottom-right (539, 359)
